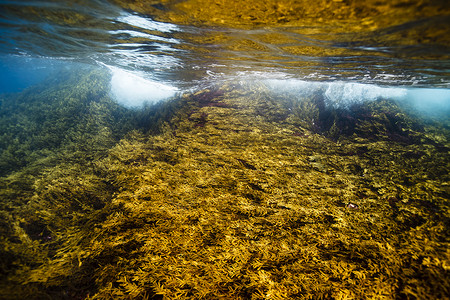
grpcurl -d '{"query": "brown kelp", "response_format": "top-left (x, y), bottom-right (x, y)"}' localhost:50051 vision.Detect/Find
top-left (0, 74), bottom-right (449, 299)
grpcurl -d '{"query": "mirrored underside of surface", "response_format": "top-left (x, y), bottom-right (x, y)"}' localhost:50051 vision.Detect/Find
top-left (0, 0), bottom-right (449, 86)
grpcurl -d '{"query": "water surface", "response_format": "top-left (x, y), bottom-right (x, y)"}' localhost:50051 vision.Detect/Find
top-left (1, 0), bottom-right (449, 87)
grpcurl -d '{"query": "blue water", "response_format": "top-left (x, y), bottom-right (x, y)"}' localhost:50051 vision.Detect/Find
top-left (0, 55), bottom-right (60, 93)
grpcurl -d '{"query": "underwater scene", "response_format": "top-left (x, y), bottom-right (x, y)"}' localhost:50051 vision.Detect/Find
top-left (0, 0), bottom-right (449, 299)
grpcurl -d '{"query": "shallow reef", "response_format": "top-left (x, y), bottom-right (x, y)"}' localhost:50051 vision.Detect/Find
top-left (0, 71), bottom-right (449, 299)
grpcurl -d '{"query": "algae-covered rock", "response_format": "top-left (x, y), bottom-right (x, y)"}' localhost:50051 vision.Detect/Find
top-left (0, 73), bottom-right (448, 299)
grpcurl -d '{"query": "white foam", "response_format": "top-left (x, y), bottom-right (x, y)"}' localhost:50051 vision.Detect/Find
top-left (323, 82), bottom-right (407, 108)
top-left (404, 88), bottom-right (450, 116)
top-left (263, 78), bottom-right (408, 108)
top-left (107, 65), bottom-right (178, 108)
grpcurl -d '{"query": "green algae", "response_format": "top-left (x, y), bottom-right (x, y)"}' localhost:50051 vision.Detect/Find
top-left (0, 72), bottom-right (449, 299)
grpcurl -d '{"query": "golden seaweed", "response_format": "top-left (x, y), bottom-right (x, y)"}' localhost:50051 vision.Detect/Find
top-left (0, 68), bottom-right (449, 299)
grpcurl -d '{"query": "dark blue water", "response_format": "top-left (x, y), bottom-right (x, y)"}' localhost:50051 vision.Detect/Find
top-left (0, 55), bottom-right (67, 93)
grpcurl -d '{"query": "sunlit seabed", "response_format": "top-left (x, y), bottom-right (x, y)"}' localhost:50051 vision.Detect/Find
top-left (1, 63), bottom-right (449, 299)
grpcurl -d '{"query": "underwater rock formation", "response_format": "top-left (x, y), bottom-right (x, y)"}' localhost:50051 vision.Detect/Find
top-left (0, 71), bottom-right (449, 299)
